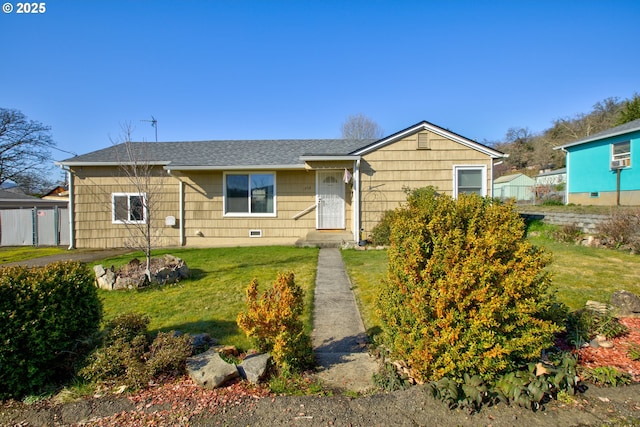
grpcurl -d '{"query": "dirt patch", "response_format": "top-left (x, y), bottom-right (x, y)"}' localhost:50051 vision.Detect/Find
top-left (1, 378), bottom-right (639, 426)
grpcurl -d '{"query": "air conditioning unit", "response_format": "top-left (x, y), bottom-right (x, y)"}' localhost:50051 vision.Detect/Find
top-left (611, 159), bottom-right (626, 169)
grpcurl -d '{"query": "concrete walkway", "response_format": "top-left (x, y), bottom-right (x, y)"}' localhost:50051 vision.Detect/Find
top-left (312, 248), bottom-right (379, 393)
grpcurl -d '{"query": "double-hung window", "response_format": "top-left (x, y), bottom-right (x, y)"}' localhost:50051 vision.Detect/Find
top-left (611, 141), bottom-right (631, 168)
top-left (112, 193), bottom-right (146, 224)
top-left (224, 173), bottom-right (275, 216)
top-left (453, 165), bottom-right (486, 198)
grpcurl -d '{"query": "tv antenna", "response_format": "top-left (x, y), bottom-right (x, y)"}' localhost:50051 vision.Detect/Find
top-left (141, 116), bottom-right (158, 142)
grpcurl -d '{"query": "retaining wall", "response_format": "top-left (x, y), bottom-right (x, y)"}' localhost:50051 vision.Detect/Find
top-left (519, 211), bottom-right (610, 233)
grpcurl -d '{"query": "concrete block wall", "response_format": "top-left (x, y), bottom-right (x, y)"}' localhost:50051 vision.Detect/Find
top-left (519, 211), bottom-right (610, 233)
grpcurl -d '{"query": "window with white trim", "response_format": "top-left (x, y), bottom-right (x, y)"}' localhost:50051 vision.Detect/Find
top-left (112, 193), bottom-right (146, 224)
top-left (611, 141), bottom-right (631, 167)
top-left (453, 166), bottom-right (486, 198)
top-left (224, 173), bottom-right (275, 216)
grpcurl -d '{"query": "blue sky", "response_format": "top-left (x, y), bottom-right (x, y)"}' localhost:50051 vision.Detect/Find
top-left (1, 0), bottom-right (639, 167)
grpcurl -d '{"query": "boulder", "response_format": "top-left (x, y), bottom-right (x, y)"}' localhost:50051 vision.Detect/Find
top-left (186, 349), bottom-right (239, 389)
top-left (237, 353), bottom-right (271, 384)
top-left (610, 290), bottom-right (640, 316)
top-left (93, 265), bottom-right (116, 290)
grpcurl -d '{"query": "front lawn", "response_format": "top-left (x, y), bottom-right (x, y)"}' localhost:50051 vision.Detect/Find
top-left (342, 233), bottom-right (640, 334)
top-left (0, 246), bottom-right (68, 264)
top-left (95, 246), bottom-right (319, 349)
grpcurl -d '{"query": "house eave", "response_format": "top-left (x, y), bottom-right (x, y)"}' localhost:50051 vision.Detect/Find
top-left (555, 124), bottom-right (640, 150)
top-left (163, 164), bottom-right (306, 171)
top-left (299, 155), bottom-right (360, 161)
top-left (56, 161), bottom-right (171, 167)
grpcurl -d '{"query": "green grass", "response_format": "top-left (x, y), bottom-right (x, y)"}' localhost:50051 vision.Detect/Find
top-left (342, 229), bottom-right (640, 334)
top-left (95, 246), bottom-right (319, 350)
top-left (341, 249), bottom-right (387, 335)
top-left (526, 224), bottom-right (640, 311)
top-left (0, 246), bottom-right (68, 263)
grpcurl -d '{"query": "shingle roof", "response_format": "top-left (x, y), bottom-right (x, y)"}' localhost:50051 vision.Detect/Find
top-left (58, 139), bottom-right (376, 169)
top-left (556, 118), bottom-right (640, 150)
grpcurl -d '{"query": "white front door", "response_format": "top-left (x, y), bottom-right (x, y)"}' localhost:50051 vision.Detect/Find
top-left (317, 170), bottom-right (345, 229)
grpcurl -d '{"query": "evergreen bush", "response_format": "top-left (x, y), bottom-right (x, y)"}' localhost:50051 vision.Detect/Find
top-left (377, 188), bottom-right (563, 384)
top-left (237, 272), bottom-right (313, 370)
top-left (0, 262), bottom-right (102, 399)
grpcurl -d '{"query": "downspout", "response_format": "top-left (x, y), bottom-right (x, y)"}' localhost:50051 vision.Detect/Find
top-left (561, 148), bottom-right (569, 205)
top-left (353, 158), bottom-right (360, 243)
top-left (65, 169), bottom-right (75, 249)
top-left (167, 170), bottom-right (185, 246)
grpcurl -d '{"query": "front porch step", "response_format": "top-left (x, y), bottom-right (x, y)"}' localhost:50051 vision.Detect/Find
top-left (295, 231), bottom-right (355, 248)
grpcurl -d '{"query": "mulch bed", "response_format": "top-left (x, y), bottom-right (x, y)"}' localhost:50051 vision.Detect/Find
top-left (82, 378), bottom-right (272, 427)
top-left (578, 317), bottom-right (640, 381)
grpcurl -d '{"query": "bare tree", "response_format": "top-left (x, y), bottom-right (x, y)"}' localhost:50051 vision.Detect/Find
top-left (0, 108), bottom-right (55, 185)
top-left (111, 123), bottom-right (167, 281)
top-left (341, 113), bottom-right (384, 140)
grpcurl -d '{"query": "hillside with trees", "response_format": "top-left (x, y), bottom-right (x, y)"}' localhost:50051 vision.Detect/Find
top-left (492, 93), bottom-right (640, 178)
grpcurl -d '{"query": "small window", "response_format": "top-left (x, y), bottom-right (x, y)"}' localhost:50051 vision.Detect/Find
top-left (454, 166), bottom-right (486, 198)
top-left (112, 193), bottom-right (146, 224)
top-left (224, 173), bottom-right (275, 216)
top-left (612, 141), bottom-right (631, 167)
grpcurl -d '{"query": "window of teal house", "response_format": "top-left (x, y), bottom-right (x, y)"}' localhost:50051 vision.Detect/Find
top-left (611, 141), bottom-right (631, 168)
top-left (224, 173), bottom-right (276, 216)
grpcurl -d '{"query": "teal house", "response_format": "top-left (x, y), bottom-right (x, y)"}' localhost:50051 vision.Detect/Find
top-left (556, 118), bottom-right (640, 205)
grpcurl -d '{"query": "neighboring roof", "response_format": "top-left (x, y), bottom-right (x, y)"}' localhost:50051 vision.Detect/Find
top-left (351, 120), bottom-right (506, 159)
top-left (0, 189), bottom-right (68, 208)
top-left (555, 118), bottom-right (640, 150)
top-left (57, 120), bottom-right (506, 170)
top-left (537, 168), bottom-right (566, 177)
top-left (493, 173), bottom-right (534, 184)
top-left (0, 188), bottom-right (39, 200)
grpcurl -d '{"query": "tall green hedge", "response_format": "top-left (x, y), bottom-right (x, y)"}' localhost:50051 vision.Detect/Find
top-left (377, 188), bottom-right (563, 383)
top-left (0, 261), bottom-right (102, 399)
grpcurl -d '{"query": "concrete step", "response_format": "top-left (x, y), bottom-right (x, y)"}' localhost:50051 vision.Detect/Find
top-left (295, 231), bottom-right (354, 248)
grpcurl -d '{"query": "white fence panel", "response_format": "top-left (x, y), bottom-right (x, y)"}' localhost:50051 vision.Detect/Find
top-left (1, 209), bottom-right (34, 246)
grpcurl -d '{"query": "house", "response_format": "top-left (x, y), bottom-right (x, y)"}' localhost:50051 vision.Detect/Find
top-left (0, 188), bottom-right (69, 246)
top-left (56, 121), bottom-right (506, 249)
top-left (556, 118), bottom-right (640, 205)
top-left (493, 173), bottom-right (535, 202)
top-left (535, 168), bottom-right (566, 187)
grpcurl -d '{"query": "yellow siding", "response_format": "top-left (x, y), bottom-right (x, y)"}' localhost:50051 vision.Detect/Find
top-left (359, 130), bottom-right (494, 237)
top-left (72, 166), bottom-right (180, 248)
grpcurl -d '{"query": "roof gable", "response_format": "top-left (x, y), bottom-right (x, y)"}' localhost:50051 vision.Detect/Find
top-left (350, 120), bottom-right (506, 158)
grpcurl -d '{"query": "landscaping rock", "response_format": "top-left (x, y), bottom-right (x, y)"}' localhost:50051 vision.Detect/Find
top-left (93, 265), bottom-right (116, 290)
top-left (585, 300), bottom-right (612, 316)
top-left (186, 349), bottom-right (239, 389)
top-left (93, 255), bottom-right (189, 290)
top-left (237, 353), bottom-right (271, 384)
top-left (610, 290), bottom-right (640, 317)
top-left (191, 333), bottom-right (217, 354)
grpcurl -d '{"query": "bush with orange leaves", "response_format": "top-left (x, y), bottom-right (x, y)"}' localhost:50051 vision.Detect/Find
top-left (237, 272), bottom-right (314, 371)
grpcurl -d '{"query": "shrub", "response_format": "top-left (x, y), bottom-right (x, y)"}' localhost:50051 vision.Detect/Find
top-left (0, 261), bottom-right (102, 399)
top-left (377, 187), bottom-right (563, 384)
top-left (80, 313), bottom-right (192, 390)
top-left (565, 309), bottom-right (628, 349)
top-left (597, 208), bottom-right (640, 252)
top-left (551, 223), bottom-right (583, 243)
top-left (237, 272), bottom-right (313, 371)
top-left (369, 210), bottom-right (396, 246)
